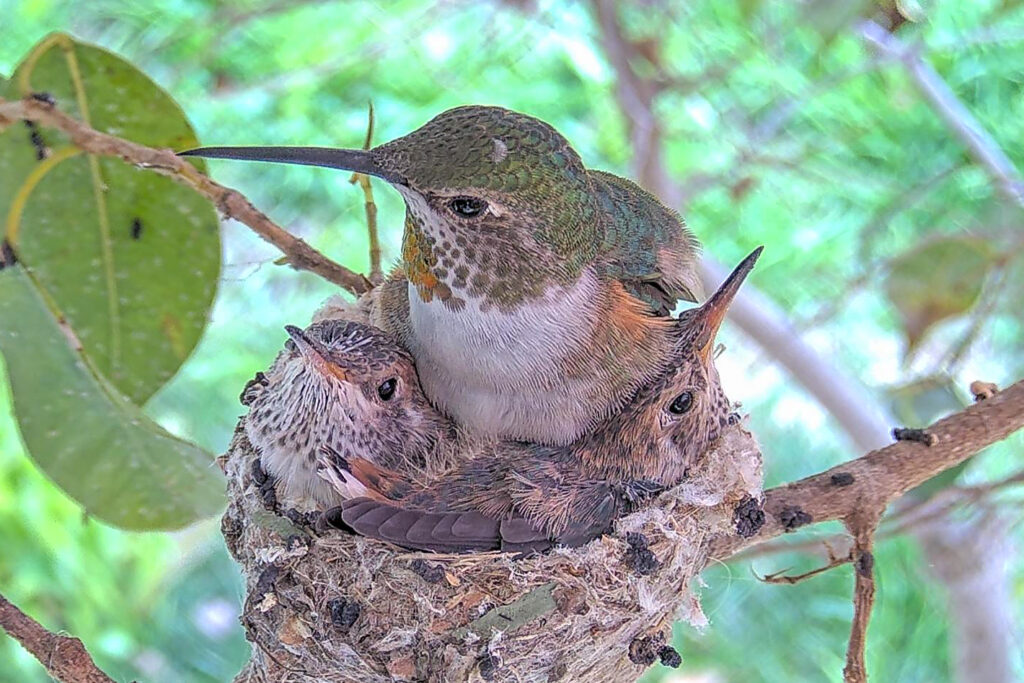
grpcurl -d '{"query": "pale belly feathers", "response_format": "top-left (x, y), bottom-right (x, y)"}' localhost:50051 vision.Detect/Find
top-left (406, 269), bottom-right (609, 445)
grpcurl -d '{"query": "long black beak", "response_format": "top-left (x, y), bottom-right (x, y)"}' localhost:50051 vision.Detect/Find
top-left (179, 146), bottom-right (407, 185)
top-left (691, 246), bottom-right (762, 362)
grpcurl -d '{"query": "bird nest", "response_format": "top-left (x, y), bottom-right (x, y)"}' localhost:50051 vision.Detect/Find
top-left (220, 417), bottom-right (763, 683)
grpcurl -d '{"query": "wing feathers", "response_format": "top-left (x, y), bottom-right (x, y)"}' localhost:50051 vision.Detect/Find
top-left (330, 498), bottom-right (557, 553)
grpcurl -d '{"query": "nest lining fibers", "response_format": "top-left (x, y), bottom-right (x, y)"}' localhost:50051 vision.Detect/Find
top-left (220, 416), bottom-right (763, 683)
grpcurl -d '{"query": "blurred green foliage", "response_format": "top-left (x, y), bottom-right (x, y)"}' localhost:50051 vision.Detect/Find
top-left (1, 1), bottom-right (1022, 681)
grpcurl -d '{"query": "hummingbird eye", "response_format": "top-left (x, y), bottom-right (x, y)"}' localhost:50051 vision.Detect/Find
top-left (667, 391), bottom-right (694, 415)
top-left (376, 378), bottom-right (398, 401)
top-left (448, 196), bottom-right (488, 218)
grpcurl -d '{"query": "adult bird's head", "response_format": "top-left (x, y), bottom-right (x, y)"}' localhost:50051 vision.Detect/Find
top-left (181, 106), bottom-right (603, 307)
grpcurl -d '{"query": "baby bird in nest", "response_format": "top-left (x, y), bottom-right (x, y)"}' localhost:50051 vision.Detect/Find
top-left (241, 319), bottom-right (461, 510)
top-left (245, 250), bottom-right (760, 550)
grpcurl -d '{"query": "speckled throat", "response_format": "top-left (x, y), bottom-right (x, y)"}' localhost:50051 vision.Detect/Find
top-left (400, 208), bottom-right (586, 314)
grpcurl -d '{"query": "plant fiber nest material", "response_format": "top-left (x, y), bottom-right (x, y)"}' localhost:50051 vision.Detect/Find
top-left (220, 420), bottom-right (762, 683)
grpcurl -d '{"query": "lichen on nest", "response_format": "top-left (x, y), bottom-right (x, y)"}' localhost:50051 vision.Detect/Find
top-left (221, 419), bottom-right (763, 683)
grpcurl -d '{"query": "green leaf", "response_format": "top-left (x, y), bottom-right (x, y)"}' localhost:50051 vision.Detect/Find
top-left (0, 33), bottom-right (220, 404)
top-left (0, 266), bottom-right (224, 530)
top-left (883, 236), bottom-right (995, 354)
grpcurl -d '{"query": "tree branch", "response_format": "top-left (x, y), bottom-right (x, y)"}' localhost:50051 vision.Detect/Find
top-left (710, 379), bottom-right (1024, 560)
top-left (843, 522), bottom-right (878, 683)
top-left (0, 95), bottom-right (373, 297)
top-left (0, 592), bottom-right (115, 683)
top-left (859, 19), bottom-right (1024, 207)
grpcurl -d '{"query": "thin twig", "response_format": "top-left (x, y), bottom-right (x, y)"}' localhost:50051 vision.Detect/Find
top-left (0, 592), bottom-right (115, 683)
top-left (348, 101), bottom-right (382, 283)
top-left (859, 20), bottom-right (1024, 207)
top-left (756, 543), bottom-right (852, 584)
top-left (0, 95), bottom-right (373, 297)
top-left (843, 519), bottom-right (879, 683)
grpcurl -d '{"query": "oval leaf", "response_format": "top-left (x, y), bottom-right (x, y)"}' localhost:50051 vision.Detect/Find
top-left (0, 33), bottom-right (220, 404)
top-left (883, 236), bottom-right (995, 354)
top-left (0, 266), bottom-right (224, 530)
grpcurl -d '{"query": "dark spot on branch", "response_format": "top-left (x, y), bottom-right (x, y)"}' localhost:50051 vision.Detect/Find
top-left (733, 495), bottom-right (765, 538)
top-left (409, 559), bottom-right (445, 584)
top-left (831, 472), bottom-right (855, 487)
top-left (478, 654), bottom-right (498, 681)
top-left (0, 241), bottom-right (17, 270)
top-left (24, 120), bottom-right (49, 160)
top-left (893, 427), bottom-right (936, 446)
top-left (628, 633), bottom-right (665, 666)
top-left (779, 505), bottom-right (812, 531)
top-left (29, 91), bottom-right (56, 106)
top-left (130, 218), bottom-right (143, 240)
top-left (623, 532), bottom-right (659, 575)
top-left (855, 551), bottom-right (874, 578)
top-left (328, 597), bottom-right (361, 630)
top-left (657, 645), bottom-right (682, 668)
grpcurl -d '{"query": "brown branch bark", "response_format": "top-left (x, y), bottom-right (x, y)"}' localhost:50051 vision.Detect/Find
top-left (843, 522), bottom-right (878, 683)
top-left (349, 101), bottom-right (383, 283)
top-left (0, 95), bottom-right (372, 297)
top-left (0, 592), bottom-right (116, 683)
top-left (710, 379), bottom-right (1024, 560)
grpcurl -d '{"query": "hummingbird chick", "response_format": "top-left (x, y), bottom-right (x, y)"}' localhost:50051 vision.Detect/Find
top-left (318, 249), bottom-right (761, 553)
top-left (182, 106), bottom-right (702, 446)
top-left (243, 320), bottom-right (456, 510)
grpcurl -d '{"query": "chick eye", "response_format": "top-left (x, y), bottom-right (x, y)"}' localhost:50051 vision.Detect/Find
top-left (668, 391), bottom-right (693, 415)
top-left (448, 196), bottom-right (487, 218)
top-left (377, 378), bottom-right (398, 401)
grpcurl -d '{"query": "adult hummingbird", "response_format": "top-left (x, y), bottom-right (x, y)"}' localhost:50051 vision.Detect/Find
top-left (250, 249), bottom-right (761, 551)
top-left (182, 105), bottom-right (702, 446)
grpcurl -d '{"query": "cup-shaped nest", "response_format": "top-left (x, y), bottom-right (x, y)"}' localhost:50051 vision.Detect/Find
top-left (220, 419), bottom-right (763, 683)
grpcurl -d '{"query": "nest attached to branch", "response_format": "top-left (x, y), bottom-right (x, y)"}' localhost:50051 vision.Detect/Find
top-left (220, 418), bottom-right (763, 683)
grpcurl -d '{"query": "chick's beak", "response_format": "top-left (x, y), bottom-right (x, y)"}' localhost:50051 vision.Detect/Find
top-left (179, 146), bottom-right (407, 186)
top-left (693, 247), bottom-right (762, 364)
top-left (284, 325), bottom-right (349, 382)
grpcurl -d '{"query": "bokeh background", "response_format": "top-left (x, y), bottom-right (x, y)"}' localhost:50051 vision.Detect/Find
top-left (2, 1), bottom-right (1023, 681)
